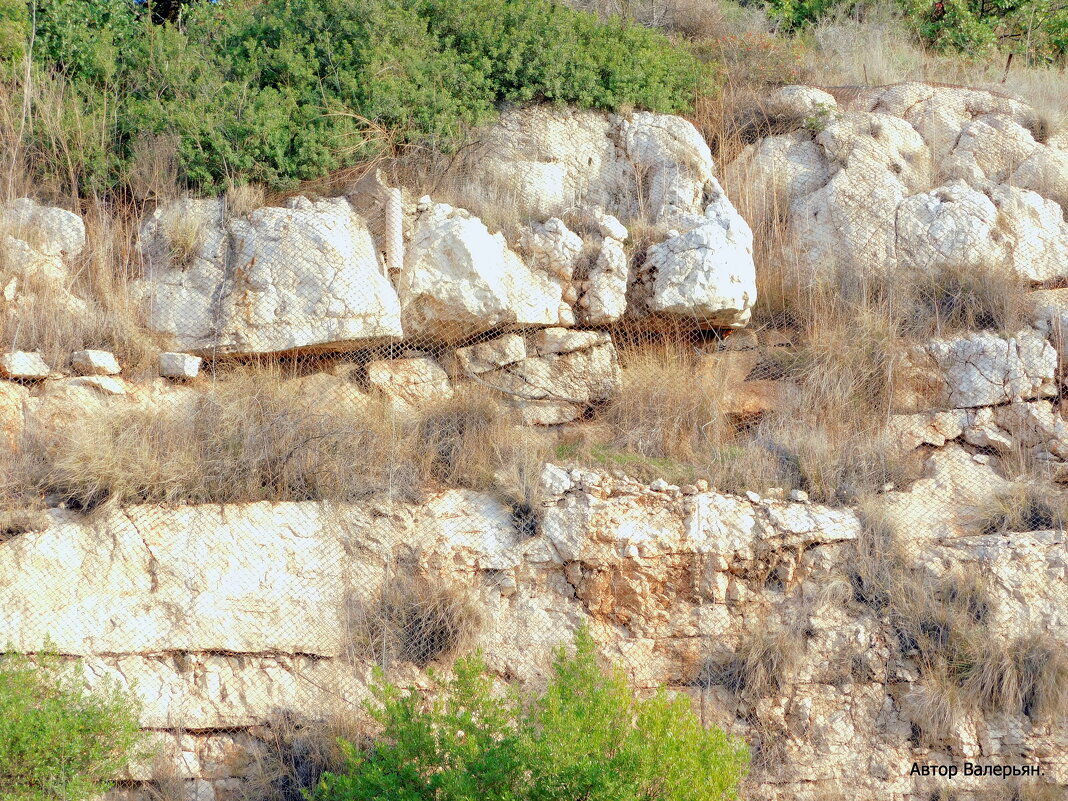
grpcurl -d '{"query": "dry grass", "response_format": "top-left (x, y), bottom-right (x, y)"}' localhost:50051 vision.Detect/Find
top-left (806, 5), bottom-right (1068, 131)
top-left (847, 505), bottom-right (1068, 741)
top-left (225, 181), bottom-right (268, 219)
top-left (0, 202), bottom-right (159, 372)
top-left (234, 709), bottom-right (373, 801)
top-left (974, 485), bottom-right (1068, 534)
top-left (5, 366), bottom-right (553, 513)
top-left (344, 573), bottom-right (484, 669)
top-left (700, 626), bottom-right (805, 698)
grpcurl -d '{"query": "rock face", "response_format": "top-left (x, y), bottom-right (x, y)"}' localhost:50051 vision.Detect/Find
top-left (136, 197), bottom-right (403, 355)
top-left (0, 198), bottom-right (86, 283)
top-left (453, 329), bottom-right (621, 424)
top-left (398, 202), bottom-right (565, 340)
top-left (725, 82), bottom-right (1068, 284)
top-left (0, 462), bottom-right (1064, 801)
top-left (896, 330), bottom-right (1058, 411)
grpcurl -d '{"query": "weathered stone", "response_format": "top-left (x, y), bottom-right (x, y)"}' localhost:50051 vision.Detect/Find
top-left (137, 197), bottom-right (402, 355)
top-left (897, 330), bottom-right (1057, 410)
top-left (160, 352), bottom-right (202, 379)
top-left (71, 349), bottom-right (121, 376)
top-left (399, 202), bottom-right (563, 339)
top-left (580, 235), bottom-right (628, 325)
top-left (366, 357), bottom-right (453, 409)
top-left (454, 329), bottom-right (621, 424)
top-left (472, 107), bottom-right (717, 224)
top-left (641, 181), bottom-right (756, 328)
top-left (65, 375), bottom-right (128, 396)
top-left (517, 217), bottom-right (583, 281)
top-left (0, 351), bottom-right (50, 379)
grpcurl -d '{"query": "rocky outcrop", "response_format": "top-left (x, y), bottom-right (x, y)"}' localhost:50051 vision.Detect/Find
top-left (471, 107), bottom-right (716, 224)
top-left (452, 328), bottom-right (621, 424)
top-left (135, 197), bottom-right (403, 355)
top-left (895, 329), bottom-right (1058, 411)
top-left (0, 456), bottom-right (1064, 801)
top-left (725, 82), bottom-right (1068, 284)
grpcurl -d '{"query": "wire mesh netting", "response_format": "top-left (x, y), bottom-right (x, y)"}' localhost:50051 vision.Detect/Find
top-left (0, 80), bottom-right (1066, 801)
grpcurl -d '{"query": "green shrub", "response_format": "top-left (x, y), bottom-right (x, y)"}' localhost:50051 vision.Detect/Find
top-left (0, 649), bottom-right (144, 800)
top-left (761, 0), bottom-right (1068, 61)
top-left (17, 0), bottom-right (711, 195)
top-left (311, 627), bottom-right (749, 801)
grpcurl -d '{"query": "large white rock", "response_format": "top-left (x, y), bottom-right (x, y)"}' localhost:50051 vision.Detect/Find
top-left (0, 198), bottom-right (86, 258)
top-left (726, 83), bottom-right (1068, 284)
top-left (136, 196), bottom-right (403, 355)
top-left (0, 351), bottom-right (50, 379)
top-left (901, 330), bottom-right (1058, 409)
top-left (472, 107), bottom-right (717, 223)
top-left (398, 202), bottom-right (564, 339)
top-left (642, 181), bottom-right (756, 328)
top-left (71, 349), bottom-right (121, 376)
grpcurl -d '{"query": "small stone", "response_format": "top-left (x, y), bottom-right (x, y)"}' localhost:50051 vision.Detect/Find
top-left (788, 489), bottom-right (810, 502)
top-left (745, 490), bottom-right (762, 503)
top-left (160, 352), bottom-right (202, 379)
top-left (2, 277), bottom-right (15, 301)
top-left (695, 479), bottom-right (710, 492)
top-left (624, 544), bottom-right (640, 559)
top-left (764, 487), bottom-right (785, 500)
top-left (70, 349), bottom-right (121, 376)
top-left (540, 464), bottom-right (573, 496)
top-left (0, 351), bottom-right (50, 380)
top-left (973, 453), bottom-right (992, 464)
top-left (881, 482), bottom-right (895, 492)
top-left (681, 484), bottom-right (697, 495)
top-left (649, 478), bottom-right (670, 492)
top-left (497, 574), bottom-right (517, 597)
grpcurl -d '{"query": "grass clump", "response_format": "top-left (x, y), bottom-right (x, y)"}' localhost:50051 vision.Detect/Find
top-left (344, 574), bottom-right (484, 669)
top-left (700, 627), bottom-right (804, 698)
top-left (975, 486), bottom-right (1068, 535)
top-left (312, 627), bottom-right (749, 801)
top-left (0, 648), bottom-right (145, 800)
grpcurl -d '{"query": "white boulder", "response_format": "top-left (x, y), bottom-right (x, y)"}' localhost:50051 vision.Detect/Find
top-left (0, 351), bottom-right (50, 380)
top-left (642, 182), bottom-right (756, 328)
top-left (136, 196), bottom-right (403, 355)
top-left (398, 202), bottom-right (564, 339)
top-left (159, 352), bottom-right (202, 379)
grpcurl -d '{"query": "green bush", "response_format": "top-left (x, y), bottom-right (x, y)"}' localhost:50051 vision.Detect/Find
top-left (310, 627), bottom-right (749, 801)
top-left (0, 649), bottom-right (144, 800)
top-left (16, 0), bottom-right (711, 195)
top-left (762, 0), bottom-right (1067, 61)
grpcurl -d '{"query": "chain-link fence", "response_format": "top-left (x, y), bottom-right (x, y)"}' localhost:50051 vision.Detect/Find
top-left (0, 81), bottom-right (1066, 801)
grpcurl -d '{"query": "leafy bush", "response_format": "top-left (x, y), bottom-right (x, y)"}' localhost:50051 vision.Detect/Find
top-left (0, 649), bottom-right (144, 800)
top-left (311, 627), bottom-right (749, 801)
top-left (17, 0), bottom-right (711, 195)
top-left (761, 0), bottom-right (1068, 61)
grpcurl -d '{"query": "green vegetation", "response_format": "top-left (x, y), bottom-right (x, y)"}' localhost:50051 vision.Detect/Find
top-left (13, 0), bottom-right (710, 196)
top-left (763, 0), bottom-right (1067, 61)
top-left (0, 648), bottom-right (144, 800)
top-left (311, 627), bottom-right (749, 801)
